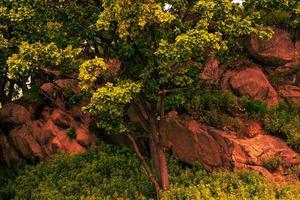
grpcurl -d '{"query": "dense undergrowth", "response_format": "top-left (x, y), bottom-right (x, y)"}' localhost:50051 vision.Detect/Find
top-left (1, 142), bottom-right (299, 200)
top-left (179, 89), bottom-right (300, 150)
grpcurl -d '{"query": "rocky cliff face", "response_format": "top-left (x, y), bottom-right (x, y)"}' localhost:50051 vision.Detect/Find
top-left (0, 27), bottom-right (299, 182)
top-left (161, 111), bottom-right (300, 182)
top-left (0, 79), bottom-right (95, 167)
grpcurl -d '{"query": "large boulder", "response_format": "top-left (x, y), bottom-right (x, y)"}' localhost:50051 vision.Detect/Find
top-left (229, 67), bottom-right (279, 106)
top-left (0, 103), bottom-right (31, 124)
top-left (161, 112), bottom-right (300, 181)
top-left (9, 124), bottom-right (45, 160)
top-left (0, 134), bottom-right (21, 167)
top-left (0, 79), bottom-right (96, 167)
top-left (279, 85), bottom-right (300, 106)
top-left (248, 28), bottom-right (295, 66)
top-left (55, 79), bottom-right (80, 94)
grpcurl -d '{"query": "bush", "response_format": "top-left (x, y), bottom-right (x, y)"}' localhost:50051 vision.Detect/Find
top-left (264, 103), bottom-right (300, 150)
top-left (162, 167), bottom-right (300, 200)
top-left (262, 156), bottom-right (283, 172)
top-left (1, 143), bottom-right (299, 200)
top-left (65, 127), bottom-right (76, 139)
top-left (1, 142), bottom-right (153, 200)
top-left (186, 89), bottom-right (240, 130)
top-left (240, 98), bottom-right (268, 119)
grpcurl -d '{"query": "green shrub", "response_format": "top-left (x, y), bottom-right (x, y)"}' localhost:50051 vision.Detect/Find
top-left (264, 103), bottom-right (300, 150)
top-left (23, 86), bottom-right (43, 103)
top-left (186, 90), bottom-right (237, 112)
top-left (2, 143), bottom-right (153, 200)
top-left (262, 156), bottom-right (283, 172)
top-left (65, 127), bottom-right (76, 139)
top-left (200, 110), bottom-right (244, 131)
top-left (288, 166), bottom-right (300, 179)
top-left (240, 98), bottom-right (268, 119)
top-left (186, 89), bottom-right (239, 129)
top-left (165, 93), bottom-right (187, 111)
top-left (162, 167), bottom-right (300, 200)
top-left (263, 10), bottom-right (293, 28)
top-left (1, 143), bottom-right (299, 200)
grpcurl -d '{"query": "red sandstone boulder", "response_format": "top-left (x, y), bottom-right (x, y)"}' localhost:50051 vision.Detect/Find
top-left (0, 103), bottom-right (31, 124)
top-left (201, 57), bottom-right (221, 83)
top-left (106, 58), bottom-right (122, 76)
top-left (0, 106), bottom-right (95, 166)
top-left (230, 67), bottom-right (279, 106)
top-left (279, 85), bottom-right (300, 107)
top-left (9, 124), bottom-right (44, 159)
top-left (161, 112), bottom-right (300, 181)
top-left (40, 82), bottom-right (57, 97)
top-left (248, 28), bottom-right (295, 66)
top-left (294, 41), bottom-right (300, 67)
top-left (76, 126), bottom-right (94, 147)
top-left (0, 134), bottom-right (21, 167)
top-left (161, 111), bottom-right (233, 171)
top-left (55, 79), bottom-right (80, 94)
top-left (238, 121), bottom-right (264, 138)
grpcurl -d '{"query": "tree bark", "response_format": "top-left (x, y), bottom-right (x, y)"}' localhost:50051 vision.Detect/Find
top-left (127, 134), bottom-right (161, 198)
top-left (157, 144), bottom-right (169, 190)
top-left (150, 131), bottom-right (170, 190)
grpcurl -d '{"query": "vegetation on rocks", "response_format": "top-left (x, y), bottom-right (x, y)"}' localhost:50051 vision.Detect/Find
top-left (1, 143), bottom-right (299, 200)
top-left (0, 0), bottom-right (300, 198)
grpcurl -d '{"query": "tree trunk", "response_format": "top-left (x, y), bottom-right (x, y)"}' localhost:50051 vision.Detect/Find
top-left (150, 132), bottom-right (170, 190)
top-left (127, 134), bottom-right (161, 197)
top-left (157, 145), bottom-right (169, 190)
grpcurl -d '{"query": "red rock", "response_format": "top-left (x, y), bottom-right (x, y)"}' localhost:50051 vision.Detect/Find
top-left (0, 134), bottom-right (21, 167)
top-left (0, 103), bottom-right (31, 124)
top-left (106, 58), bottom-right (122, 76)
top-left (40, 67), bottom-right (62, 76)
top-left (160, 112), bottom-right (299, 181)
top-left (76, 126), bottom-right (93, 147)
top-left (294, 41), bottom-right (300, 67)
top-left (43, 119), bottom-right (86, 154)
top-left (40, 82), bottom-right (57, 97)
top-left (51, 109), bottom-right (74, 128)
top-left (221, 70), bottom-right (238, 90)
top-left (55, 128), bottom-right (86, 154)
top-left (230, 67), bottom-right (279, 106)
top-left (160, 111), bottom-right (233, 171)
top-left (279, 85), bottom-right (300, 107)
top-left (238, 121), bottom-right (264, 138)
top-left (30, 120), bottom-right (55, 146)
top-left (248, 27), bottom-right (295, 66)
top-left (55, 79), bottom-right (80, 94)
top-left (201, 57), bottom-right (220, 83)
top-left (9, 124), bottom-right (44, 159)
top-left (0, 101), bottom-right (95, 166)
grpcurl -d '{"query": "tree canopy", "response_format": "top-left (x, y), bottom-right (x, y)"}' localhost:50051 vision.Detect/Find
top-left (2, 0), bottom-right (300, 194)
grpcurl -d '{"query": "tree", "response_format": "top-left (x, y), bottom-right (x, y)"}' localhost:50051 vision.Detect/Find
top-left (78, 0), bottom-right (272, 195)
top-left (0, 0), bottom-right (100, 106)
top-left (4, 0), bottom-right (299, 197)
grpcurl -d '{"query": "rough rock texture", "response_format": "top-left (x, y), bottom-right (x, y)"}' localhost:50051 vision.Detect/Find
top-left (294, 41), bottom-right (300, 67)
top-left (55, 79), bottom-right (80, 94)
top-left (201, 57), bottom-right (221, 83)
top-left (279, 85), bottom-right (300, 107)
top-left (229, 67), bottom-right (280, 106)
top-left (161, 112), bottom-right (300, 181)
top-left (238, 121), bottom-right (263, 138)
top-left (0, 79), bottom-right (95, 167)
top-left (248, 27), bottom-right (295, 66)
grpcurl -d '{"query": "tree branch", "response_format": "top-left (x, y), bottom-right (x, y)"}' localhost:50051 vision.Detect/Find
top-left (127, 134), bottom-right (161, 197)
